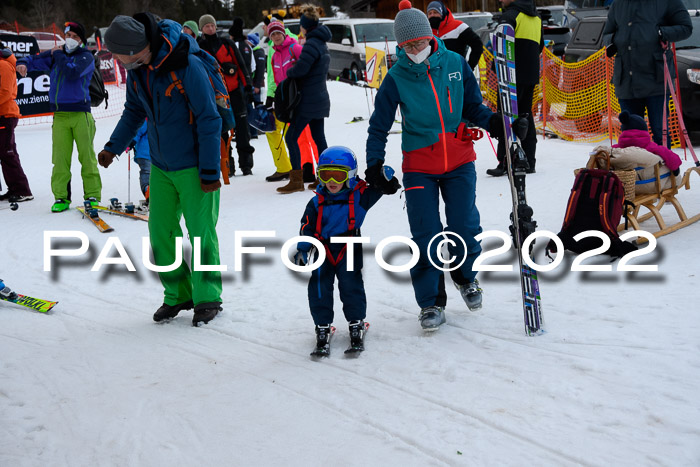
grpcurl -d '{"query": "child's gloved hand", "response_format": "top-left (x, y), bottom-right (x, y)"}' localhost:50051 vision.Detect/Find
top-left (294, 245), bottom-right (318, 266)
top-left (294, 250), bottom-right (310, 266)
top-left (365, 163), bottom-right (401, 195)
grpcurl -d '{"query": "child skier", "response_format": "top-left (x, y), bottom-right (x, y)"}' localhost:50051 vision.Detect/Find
top-left (294, 146), bottom-right (399, 355)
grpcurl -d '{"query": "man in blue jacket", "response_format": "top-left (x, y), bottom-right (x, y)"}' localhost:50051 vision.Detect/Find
top-left (98, 13), bottom-right (224, 326)
top-left (365, 1), bottom-right (522, 331)
top-left (17, 21), bottom-right (102, 212)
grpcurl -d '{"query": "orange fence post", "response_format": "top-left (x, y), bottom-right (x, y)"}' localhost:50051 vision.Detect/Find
top-left (541, 53), bottom-right (547, 140)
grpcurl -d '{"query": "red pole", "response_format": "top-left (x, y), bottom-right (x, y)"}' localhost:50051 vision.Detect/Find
top-left (605, 52), bottom-right (614, 146)
top-left (671, 43), bottom-right (686, 151)
top-left (14, 21), bottom-right (19, 34)
top-left (53, 23), bottom-right (57, 47)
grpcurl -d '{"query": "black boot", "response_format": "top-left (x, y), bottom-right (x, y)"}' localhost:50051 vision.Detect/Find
top-left (153, 300), bottom-right (194, 322)
top-left (348, 320), bottom-right (365, 347)
top-left (192, 302), bottom-right (222, 326)
top-left (486, 164), bottom-right (506, 177)
top-left (315, 324), bottom-right (332, 348)
top-left (302, 163), bottom-right (316, 183)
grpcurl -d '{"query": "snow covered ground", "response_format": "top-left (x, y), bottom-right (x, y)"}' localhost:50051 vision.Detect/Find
top-left (1, 80), bottom-right (700, 466)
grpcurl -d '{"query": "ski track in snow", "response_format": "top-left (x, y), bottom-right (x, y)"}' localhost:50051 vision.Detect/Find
top-left (2, 80), bottom-right (700, 466)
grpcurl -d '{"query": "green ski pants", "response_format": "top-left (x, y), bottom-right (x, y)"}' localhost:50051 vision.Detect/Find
top-left (51, 111), bottom-right (101, 201)
top-left (149, 166), bottom-right (222, 307)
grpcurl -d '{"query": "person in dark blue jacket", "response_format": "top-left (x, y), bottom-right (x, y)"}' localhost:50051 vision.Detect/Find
top-left (294, 147), bottom-right (396, 352)
top-left (97, 13), bottom-right (223, 326)
top-left (278, 5), bottom-right (332, 194)
top-left (17, 21), bottom-right (101, 212)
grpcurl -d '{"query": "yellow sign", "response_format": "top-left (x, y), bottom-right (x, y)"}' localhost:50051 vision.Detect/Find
top-left (365, 46), bottom-right (388, 89)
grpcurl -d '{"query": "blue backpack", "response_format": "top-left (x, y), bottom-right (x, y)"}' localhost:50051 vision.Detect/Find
top-left (167, 49), bottom-right (236, 131)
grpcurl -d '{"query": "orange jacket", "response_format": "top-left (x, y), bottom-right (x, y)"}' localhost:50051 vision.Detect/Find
top-left (0, 51), bottom-right (20, 118)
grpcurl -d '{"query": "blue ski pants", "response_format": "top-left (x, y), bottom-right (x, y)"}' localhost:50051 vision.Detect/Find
top-left (403, 162), bottom-right (482, 309)
top-left (308, 244), bottom-right (366, 326)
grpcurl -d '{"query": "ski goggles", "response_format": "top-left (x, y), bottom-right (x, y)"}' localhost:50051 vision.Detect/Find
top-left (317, 166), bottom-right (349, 184)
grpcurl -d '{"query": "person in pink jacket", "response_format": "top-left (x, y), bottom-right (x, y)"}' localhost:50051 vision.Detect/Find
top-left (268, 21), bottom-right (319, 192)
top-left (614, 110), bottom-right (682, 175)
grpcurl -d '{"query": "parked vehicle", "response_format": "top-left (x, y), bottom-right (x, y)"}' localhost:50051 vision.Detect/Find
top-left (675, 10), bottom-right (700, 137)
top-left (19, 31), bottom-right (64, 52)
top-left (563, 15), bottom-right (607, 63)
top-left (453, 11), bottom-right (493, 33)
top-left (324, 19), bottom-right (397, 79)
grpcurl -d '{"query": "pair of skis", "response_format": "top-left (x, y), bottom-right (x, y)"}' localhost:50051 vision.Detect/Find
top-left (310, 322), bottom-right (370, 358)
top-left (77, 198), bottom-right (148, 233)
top-left (492, 24), bottom-right (544, 336)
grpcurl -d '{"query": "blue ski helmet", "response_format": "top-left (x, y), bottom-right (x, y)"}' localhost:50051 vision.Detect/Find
top-left (317, 146), bottom-right (358, 189)
top-left (249, 105), bottom-right (276, 133)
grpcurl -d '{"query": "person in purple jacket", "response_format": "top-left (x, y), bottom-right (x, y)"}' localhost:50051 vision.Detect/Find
top-left (17, 21), bottom-right (101, 212)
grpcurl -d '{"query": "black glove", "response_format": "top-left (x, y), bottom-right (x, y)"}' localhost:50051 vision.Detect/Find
top-left (265, 96), bottom-right (274, 111)
top-left (365, 163), bottom-right (401, 195)
top-left (512, 114), bottom-right (529, 141)
top-left (606, 43), bottom-right (617, 58)
top-left (489, 113), bottom-right (528, 142)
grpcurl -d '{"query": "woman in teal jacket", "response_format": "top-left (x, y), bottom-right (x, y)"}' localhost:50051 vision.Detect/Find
top-left (365, 1), bottom-right (508, 331)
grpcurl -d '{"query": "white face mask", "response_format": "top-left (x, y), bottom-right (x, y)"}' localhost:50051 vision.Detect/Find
top-left (65, 37), bottom-right (79, 52)
top-left (406, 46), bottom-right (431, 64)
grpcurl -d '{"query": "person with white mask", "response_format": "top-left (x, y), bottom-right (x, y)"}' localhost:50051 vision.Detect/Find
top-left (365, 1), bottom-right (526, 331)
top-left (16, 21), bottom-right (101, 212)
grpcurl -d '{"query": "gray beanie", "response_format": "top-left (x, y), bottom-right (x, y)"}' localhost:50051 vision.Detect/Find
top-left (394, 0), bottom-right (433, 46)
top-left (427, 1), bottom-right (445, 17)
top-left (199, 14), bottom-right (216, 31)
top-left (104, 15), bottom-right (148, 55)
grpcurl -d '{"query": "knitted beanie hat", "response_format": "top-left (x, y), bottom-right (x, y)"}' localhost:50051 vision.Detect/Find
top-left (199, 14), bottom-right (216, 31)
top-left (64, 21), bottom-right (87, 45)
top-left (300, 13), bottom-right (319, 32)
top-left (247, 33), bottom-right (260, 47)
top-left (619, 110), bottom-right (648, 132)
top-left (267, 21), bottom-right (285, 37)
top-left (104, 16), bottom-right (148, 55)
top-left (394, 0), bottom-right (433, 47)
top-left (182, 20), bottom-right (199, 37)
top-left (427, 1), bottom-right (446, 17)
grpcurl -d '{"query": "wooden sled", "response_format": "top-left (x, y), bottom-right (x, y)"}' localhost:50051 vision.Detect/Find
top-left (586, 152), bottom-right (700, 243)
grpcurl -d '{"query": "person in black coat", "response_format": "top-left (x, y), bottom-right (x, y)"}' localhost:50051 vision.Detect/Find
top-left (486, 0), bottom-right (543, 177)
top-left (278, 5), bottom-right (331, 194)
top-left (426, 1), bottom-right (483, 71)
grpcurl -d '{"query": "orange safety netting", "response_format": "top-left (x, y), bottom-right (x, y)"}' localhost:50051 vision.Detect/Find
top-left (479, 47), bottom-right (684, 148)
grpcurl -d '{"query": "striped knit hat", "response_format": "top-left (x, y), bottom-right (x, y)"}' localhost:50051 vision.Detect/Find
top-left (394, 0), bottom-right (433, 47)
top-left (267, 21), bottom-right (285, 37)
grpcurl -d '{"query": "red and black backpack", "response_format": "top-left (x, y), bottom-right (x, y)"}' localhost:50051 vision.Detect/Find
top-left (547, 169), bottom-right (637, 258)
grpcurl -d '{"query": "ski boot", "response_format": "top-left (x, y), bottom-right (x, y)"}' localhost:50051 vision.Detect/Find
top-left (0, 279), bottom-right (18, 301)
top-left (51, 199), bottom-right (71, 213)
top-left (192, 302), bottom-right (222, 326)
top-left (345, 320), bottom-right (367, 355)
top-left (153, 300), bottom-right (194, 322)
top-left (455, 279), bottom-right (483, 311)
top-left (310, 324), bottom-right (333, 357)
top-left (419, 306), bottom-right (446, 331)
